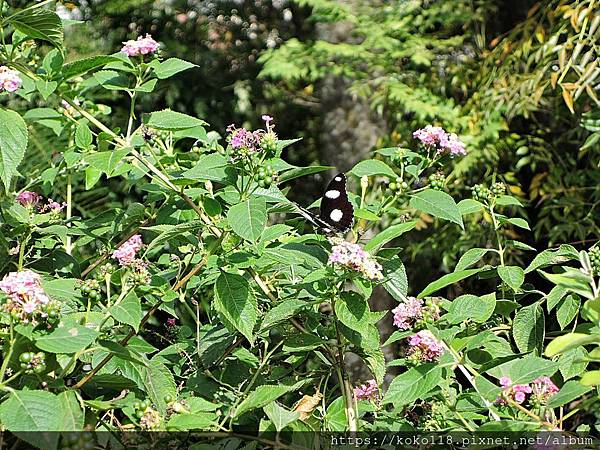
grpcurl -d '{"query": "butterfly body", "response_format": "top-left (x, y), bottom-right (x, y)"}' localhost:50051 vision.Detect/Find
top-left (295, 173), bottom-right (354, 234)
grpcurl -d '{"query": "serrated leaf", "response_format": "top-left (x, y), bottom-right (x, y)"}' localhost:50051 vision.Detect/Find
top-left (559, 347), bottom-right (588, 380)
top-left (525, 245), bottom-right (579, 273)
top-left (260, 298), bottom-right (307, 331)
top-left (512, 303), bottom-right (544, 354)
top-left (350, 159), bottom-right (396, 178)
top-left (182, 153), bottom-right (229, 182)
top-left (382, 364), bottom-right (442, 407)
top-left (418, 268), bottom-right (481, 298)
top-left (446, 293), bottom-right (496, 324)
top-left (410, 189), bottom-right (464, 229)
top-left (57, 391), bottom-right (84, 430)
top-left (227, 197), bottom-right (267, 243)
top-left (9, 9), bottom-right (63, 48)
top-left (0, 109), bottom-right (28, 189)
top-left (142, 359), bottom-right (177, 414)
top-left (547, 381), bottom-right (592, 408)
top-left (455, 248), bottom-right (490, 272)
top-left (364, 220), bottom-right (417, 252)
top-left (109, 290), bottom-right (142, 332)
top-left (556, 294), bottom-right (580, 330)
top-left (545, 333), bottom-right (600, 357)
top-left (146, 109), bottom-right (206, 130)
top-left (382, 256), bottom-right (408, 301)
top-left (214, 272), bottom-right (257, 344)
top-left (497, 265), bottom-right (525, 291)
top-left (62, 55), bottom-right (122, 79)
top-left (263, 402), bottom-right (300, 432)
top-left (166, 412), bottom-right (217, 430)
top-left (35, 325), bottom-right (99, 354)
top-left (151, 58), bottom-right (197, 79)
top-left (235, 381), bottom-right (304, 418)
top-left (75, 120), bottom-right (92, 149)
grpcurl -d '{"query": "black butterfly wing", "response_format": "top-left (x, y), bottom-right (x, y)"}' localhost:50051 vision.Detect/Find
top-left (318, 173), bottom-right (354, 232)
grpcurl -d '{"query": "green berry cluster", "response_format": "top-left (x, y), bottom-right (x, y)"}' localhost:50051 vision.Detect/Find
top-left (253, 164), bottom-right (277, 188)
top-left (19, 351), bottom-right (46, 374)
top-left (60, 432), bottom-right (95, 450)
top-left (41, 301), bottom-right (61, 324)
top-left (133, 399), bottom-right (153, 417)
top-left (415, 297), bottom-right (441, 327)
top-left (589, 246), bottom-right (600, 276)
top-left (260, 132), bottom-right (278, 154)
top-left (133, 399), bottom-right (161, 429)
top-left (428, 173), bottom-right (445, 191)
top-left (491, 182), bottom-right (506, 196)
top-left (471, 184), bottom-right (492, 202)
top-left (94, 262), bottom-right (115, 281)
top-left (129, 267), bottom-right (150, 286)
top-left (78, 279), bottom-right (101, 301)
top-left (388, 177), bottom-right (409, 196)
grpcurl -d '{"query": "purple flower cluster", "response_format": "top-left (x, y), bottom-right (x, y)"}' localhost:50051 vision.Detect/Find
top-left (497, 376), bottom-right (558, 405)
top-left (413, 125), bottom-right (466, 156)
top-left (392, 297), bottom-right (423, 330)
top-left (0, 270), bottom-right (52, 324)
top-left (353, 379), bottom-right (378, 401)
top-left (121, 34), bottom-right (160, 57)
top-left (0, 66), bottom-right (22, 93)
top-left (406, 330), bottom-right (444, 362)
top-left (226, 115), bottom-right (278, 162)
top-left (16, 191), bottom-right (65, 215)
top-left (112, 234), bottom-right (143, 267)
top-left (328, 240), bottom-right (383, 281)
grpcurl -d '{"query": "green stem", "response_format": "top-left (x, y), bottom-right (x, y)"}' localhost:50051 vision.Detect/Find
top-left (65, 173), bottom-right (72, 254)
top-left (17, 231), bottom-right (31, 270)
top-left (0, 320), bottom-right (15, 383)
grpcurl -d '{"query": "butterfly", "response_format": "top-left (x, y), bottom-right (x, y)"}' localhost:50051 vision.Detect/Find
top-left (294, 173), bottom-right (354, 234)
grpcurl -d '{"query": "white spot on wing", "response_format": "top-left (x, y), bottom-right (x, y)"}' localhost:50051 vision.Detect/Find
top-left (330, 209), bottom-right (343, 222)
top-left (334, 176), bottom-right (342, 181)
top-left (325, 190), bottom-right (340, 199)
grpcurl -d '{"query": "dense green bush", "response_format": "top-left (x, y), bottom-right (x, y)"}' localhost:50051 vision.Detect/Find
top-left (0, 2), bottom-right (599, 449)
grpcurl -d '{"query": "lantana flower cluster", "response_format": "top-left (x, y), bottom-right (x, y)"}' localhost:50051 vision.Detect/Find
top-left (0, 270), bottom-right (59, 325)
top-left (496, 376), bottom-right (558, 406)
top-left (226, 115), bottom-right (278, 163)
top-left (112, 235), bottom-right (151, 285)
top-left (0, 66), bottom-right (22, 93)
top-left (392, 296), bottom-right (440, 330)
top-left (413, 125), bottom-right (466, 156)
top-left (406, 330), bottom-right (444, 362)
top-left (16, 191), bottom-right (65, 215)
top-left (328, 240), bottom-right (383, 281)
top-left (353, 379), bottom-right (378, 401)
top-left (121, 34), bottom-right (160, 57)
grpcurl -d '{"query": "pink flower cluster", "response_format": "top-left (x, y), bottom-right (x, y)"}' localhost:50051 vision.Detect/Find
top-left (0, 66), bottom-right (22, 93)
top-left (406, 330), bottom-right (444, 362)
top-left (226, 115), bottom-right (278, 162)
top-left (413, 125), bottom-right (466, 156)
top-left (112, 234), bottom-right (143, 266)
top-left (0, 270), bottom-right (51, 323)
top-left (353, 379), bottom-right (378, 401)
top-left (121, 34), bottom-right (160, 57)
top-left (497, 376), bottom-right (559, 405)
top-left (392, 297), bottom-right (423, 330)
top-left (328, 240), bottom-right (383, 281)
top-left (16, 191), bottom-right (65, 214)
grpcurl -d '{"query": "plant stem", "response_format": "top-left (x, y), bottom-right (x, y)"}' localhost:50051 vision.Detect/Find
top-left (17, 231), bottom-right (30, 270)
top-left (65, 173), bottom-right (72, 254)
top-left (0, 320), bottom-right (15, 383)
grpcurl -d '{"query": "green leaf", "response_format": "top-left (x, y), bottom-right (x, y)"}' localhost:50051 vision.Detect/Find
top-left (581, 371), bottom-right (600, 386)
top-left (9, 9), bottom-right (63, 48)
top-left (235, 381), bottom-right (304, 417)
top-left (93, 70), bottom-right (130, 90)
top-left (278, 165), bottom-right (333, 183)
top-left (364, 220), bottom-right (417, 252)
top-left (85, 167), bottom-right (102, 189)
top-left (109, 290), bottom-right (142, 332)
top-left (556, 294), bottom-right (580, 330)
top-left (546, 285), bottom-right (568, 312)
top-left (86, 148), bottom-right (131, 176)
top-left (446, 293), bottom-right (496, 324)
top-left (146, 109), bottom-right (206, 130)
top-left (182, 153), bottom-right (229, 182)
top-left (382, 364), bottom-right (442, 407)
top-left (151, 58), bottom-right (197, 79)
top-left (410, 189), bottom-right (464, 229)
top-left (263, 402), bottom-right (300, 432)
top-left (166, 412), bottom-right (216, 431)
top-left (457, 199), bottom-right (484, 215)
top-left (418, 268), bottom-right (481, 298)
top-left (559, 347), bottom-right (588, 380)
top-left (57, 391), bottom-right (84, 430)
top-left (0, 109), bottom-right (28, 190)
top-left (547, 381), bottom-right (592, 408)
top-left (260, 298), bottom-right (307, 331)
top-left (62, 55), bottom-right (122, 79)
top-left (349, 159), bottom-right (396, 178)
top-left (334, 292), bottom-right (378, 345)
top-left (455, 248), bottom-right (490, 272)
top-left (0, 390), bottom-right (62, 449)
top-left (274, 138), bottom-right (302, 157)
top-left (142, 359), bottom-right (177, 414)
top-left (35, 325), bottom-right (99, 354)
top-left (382, 256), bottom-right (408, 301)
top-left (214, 272), bottom-right (257, 344)
top-left (525, 245), bottom-right (579, 273)
top-left (227, 197), bottom-right (267, 243)
top-left (497, 266), bottom-right (525, 291)
top-left (75, 120), bottom-right (93, 149)
top-left (505, 217), bottom-right (530, 230)
top-left (495, 195), bottom-right (523, 206)
top-left (502, 356), bottom-right (558, 384)
top-left (512, 303), bottom-right (545, 354)
top-left (35, 79), bottom-right (58, 99)
top-left (545, 333), bottom-right (600, 357)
